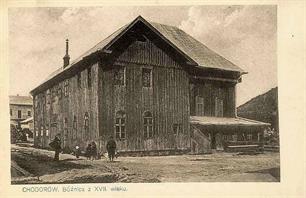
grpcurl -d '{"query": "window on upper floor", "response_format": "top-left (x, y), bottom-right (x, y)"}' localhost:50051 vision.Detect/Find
top-left (143, 111), bottom-right (153, 139)
top-left (18, 110), bottom-right (21, 119)
top-left (114, 66), bottom-right (125, 86)
top-left (64, 80), bottom-right (69, 97)
top-left (115, 111), bottom-right (126, 140)
top-left (142, 68), bottom-right (152, 88)
top-left (87, 67), bottom-right (92, 88)
top-left (28, 110), bottom-right (31, 117)
top-left (77, 72), bottom-right (81, 88)
top-left (46, 90), bottom-right (51, 104)
top-left (215, 97), bottom-right (224, 117)
top-left (58, 87), bottom-right (62, 99)
top-left (10, 109), bottom-right (12, 116)
top-left (51, 87), bottom-right (57, 102)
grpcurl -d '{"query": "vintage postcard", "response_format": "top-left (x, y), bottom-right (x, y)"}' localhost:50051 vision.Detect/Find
top-left (0, 0), bottom-right (305, 197)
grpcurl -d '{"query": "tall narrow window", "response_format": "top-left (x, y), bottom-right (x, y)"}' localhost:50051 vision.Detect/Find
top-left (47, 90), bottom-right (51, 104)
top-left (10, 109), bottom-right (12, 116)
top-left (18, 110), bottom-right (21, 119)
top-left (64, 80), bottom-right (69, 97)
top-left (114, 66), bottom-right (125, 86)
top-left (58, 87), bottom-right (62, 99)
top-left (73, 115), bottom-right (77, 139)
top-left (51, 87), bottom-right (57, 102)
top-left (215, 97), bottom-right (223, 117)
top-left (115, 111), bottom-right (126, 140)
top-left (77, 73), bottom-right (81, 88)
top-left (173, 124), bottom-right (182, 136)
top-left (142, 68), bottom-right (152, 87)
top-left (28, 110), bottom-right (31, 117)
top-left (196, 96), bottom-right (205, 116)
top-left (45, 125), bottom-right (49, 136)
top-left (87, 68), bottom-right (91, 88)
top-left (143, 111), bottom-right (153, 138)
top-left (64, 117), bottom-right (68, 141)
top-left (35, 127), bottom-right (38, 137)
top-left (84, 113), bottom-right (89, 139)
top-left (40, 126), bottom-right (43, 136)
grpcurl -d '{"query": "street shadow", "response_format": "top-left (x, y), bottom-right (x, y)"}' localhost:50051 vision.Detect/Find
top-left (246, 167), bottom-right (280, 181)
top-left (12, 151), bottom-right (93, 177)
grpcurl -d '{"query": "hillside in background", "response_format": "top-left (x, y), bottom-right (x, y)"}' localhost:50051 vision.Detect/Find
top-left (237, 87), bottom-right (278, 131)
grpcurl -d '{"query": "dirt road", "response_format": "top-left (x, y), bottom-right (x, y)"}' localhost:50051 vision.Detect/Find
top-left (11, 144), bottom-right (280, 184)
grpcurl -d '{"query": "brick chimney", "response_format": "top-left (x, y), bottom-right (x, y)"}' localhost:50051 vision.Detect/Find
top-left (63, 39), bottom-right (70, 68)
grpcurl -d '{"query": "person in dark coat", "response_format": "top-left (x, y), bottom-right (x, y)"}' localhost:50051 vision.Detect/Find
top-left (91, 141), bottom-right (97, 160)
top-left (106, 136), bottom-right (116, 162)
top-left (85, 143), bottom-right (92, 160)
top-left (49, 134), bottom-right (61, 161)
top-left (75, 145), bottom-right (80, 159)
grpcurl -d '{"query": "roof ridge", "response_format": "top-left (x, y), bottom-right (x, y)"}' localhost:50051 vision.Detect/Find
top-left (31, 15), bottom-right (245, 95)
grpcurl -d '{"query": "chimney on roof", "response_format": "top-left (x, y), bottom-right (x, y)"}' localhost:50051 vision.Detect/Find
top-left (63, 39), bottom-right (70, 68)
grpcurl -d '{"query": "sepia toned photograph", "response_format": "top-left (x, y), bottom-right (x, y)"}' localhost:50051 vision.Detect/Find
top-left (9, 5), bottom-right (280, 184)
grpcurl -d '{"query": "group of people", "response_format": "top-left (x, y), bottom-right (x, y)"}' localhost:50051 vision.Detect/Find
top-left (49, 134), bottom-right (117, 162)
top-left (85, 141), bottom-right (98, 160)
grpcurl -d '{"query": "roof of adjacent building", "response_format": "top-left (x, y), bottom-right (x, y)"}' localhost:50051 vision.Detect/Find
top-left (9, 95), bottom-right (33, 106)
top-left (31, 16), bottom-right (245, 95)
top-left (190, 116), bottom-right (270, 127)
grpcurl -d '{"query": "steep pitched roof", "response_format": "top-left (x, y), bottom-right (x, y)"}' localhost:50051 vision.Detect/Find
top-left (31, 16), bottom-right (244, 95)
top-left (150, 22), bottom-right (244, 72)
top-left (9, 95), bottom-right (33, 106)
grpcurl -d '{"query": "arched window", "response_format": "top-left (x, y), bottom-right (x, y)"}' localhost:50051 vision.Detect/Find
top-left (115, 111), bottom-right (126, 140)
top-left (73, 115), bottom-right (77, 139)
top-left (143, 111), bottom-right (153, 139)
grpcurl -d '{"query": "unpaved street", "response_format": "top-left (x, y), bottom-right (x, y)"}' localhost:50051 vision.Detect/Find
top-left (11, 144), bottom-right (280, 184)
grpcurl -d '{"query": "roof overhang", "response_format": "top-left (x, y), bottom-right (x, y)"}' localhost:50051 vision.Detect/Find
top-left (190, 116), bottom-right (270, 127)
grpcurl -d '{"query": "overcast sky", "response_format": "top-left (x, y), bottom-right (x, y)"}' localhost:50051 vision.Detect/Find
top-left (8, 5), bottom-right (277, 106)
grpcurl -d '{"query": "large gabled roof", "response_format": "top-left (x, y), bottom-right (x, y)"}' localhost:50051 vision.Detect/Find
top-left (31, 16), bottom-right (245, 95)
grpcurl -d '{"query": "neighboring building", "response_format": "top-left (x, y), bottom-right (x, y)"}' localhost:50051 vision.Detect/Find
top-left (20, 117), bottom-right (34, 133)
top-left (30, 16), bottom-right (269, 154)
top-left (9, 95), bottom-right (33, 128)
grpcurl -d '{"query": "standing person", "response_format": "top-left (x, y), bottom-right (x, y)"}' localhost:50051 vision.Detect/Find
top-left (91, 141), bottom-right (97, 160)
top-left (85, 143), bottom-right (92, 160)
top-left (75, 145), bottom-right (80, 159)
top-left (49, 134), bottom-right (61, 161)
top-left (106, 136), bottom-right (116, 162)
